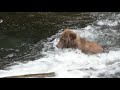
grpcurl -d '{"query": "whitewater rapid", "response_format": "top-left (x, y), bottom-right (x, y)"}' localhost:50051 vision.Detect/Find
top-left (0, 13), bottom-right (120, 78)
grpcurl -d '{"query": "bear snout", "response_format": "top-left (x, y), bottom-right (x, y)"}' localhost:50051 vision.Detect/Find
top-left (56, 43), bottom-right (61, 48)
top-left (56, 44), bottom-right (59, 48)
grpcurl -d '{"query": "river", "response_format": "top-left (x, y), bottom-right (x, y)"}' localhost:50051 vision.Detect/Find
top-left (0, 12), bottom-right (120, 78)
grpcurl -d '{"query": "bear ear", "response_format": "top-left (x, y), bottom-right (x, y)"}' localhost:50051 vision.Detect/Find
top-left (69, 33), bottom-right (77, 40)
top-left (64, 27), bottom-right (69, 31)
top-left (64, 29), bottom-right (68, 31)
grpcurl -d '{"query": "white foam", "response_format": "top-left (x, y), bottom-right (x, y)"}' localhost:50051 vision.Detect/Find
top-left (72, 26), bottom-right (101, 41)
top-left (97, 20), bottom-right (118, 26)
top-left (5, 53), bottom-right (14, 58)
top-left (0, 46), bottom-right (120, 78)
top-left (0, 19), bottom-right (3, 23)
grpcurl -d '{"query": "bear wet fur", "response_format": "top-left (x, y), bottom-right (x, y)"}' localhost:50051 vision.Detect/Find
top-left (56, 29), bottom-right (103, 54)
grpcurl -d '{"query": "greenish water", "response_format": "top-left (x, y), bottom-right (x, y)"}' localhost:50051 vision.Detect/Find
top-left (0, 12), bottom-right (96, 69)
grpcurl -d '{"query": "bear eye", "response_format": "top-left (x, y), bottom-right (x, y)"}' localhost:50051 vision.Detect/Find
top-left (61, 38), bottom-right (65, 41)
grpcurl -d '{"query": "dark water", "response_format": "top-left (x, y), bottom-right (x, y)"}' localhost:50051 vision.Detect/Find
top-left (0, 12), bottom-right (96, 69)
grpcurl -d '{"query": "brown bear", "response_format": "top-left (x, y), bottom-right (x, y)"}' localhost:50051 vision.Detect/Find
top-left (56, 29), bottom-right (104, 54)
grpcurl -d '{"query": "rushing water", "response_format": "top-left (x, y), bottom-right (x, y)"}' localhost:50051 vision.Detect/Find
top-left (0, 12), bottom-right (120, 78)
